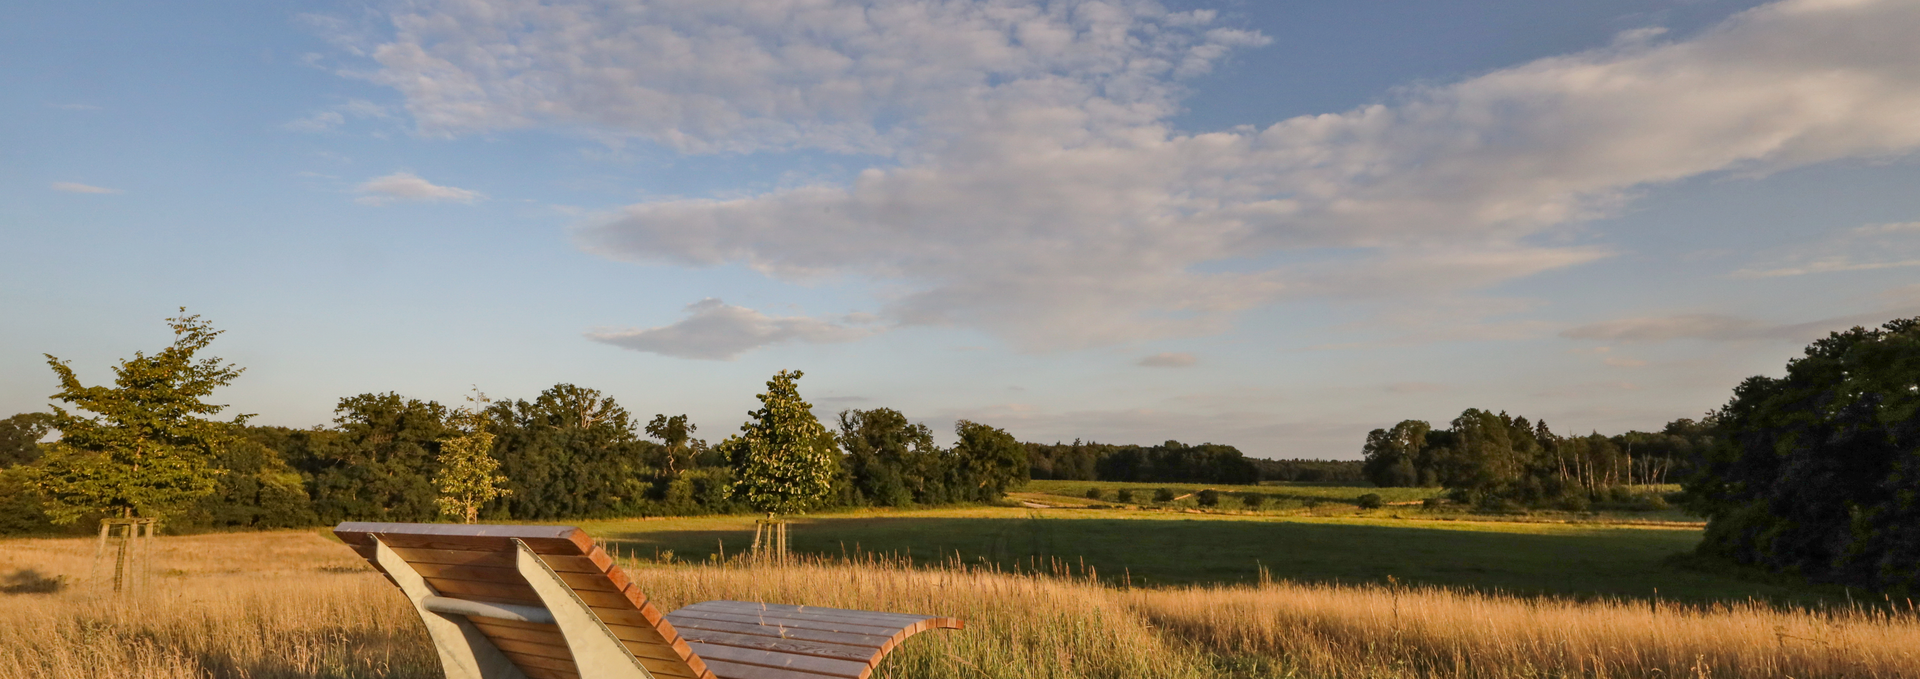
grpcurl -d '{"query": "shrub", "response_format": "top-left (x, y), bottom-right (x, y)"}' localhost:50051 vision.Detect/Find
top-left (1241, 493), bottom-right (1266, 508)
top-left (1421, 496), bottom-right (1444, 510)
top-left (1356, 493), bottom-right (1384, 509)
top-left (1556, 493), bottom-right (1591, 512)
top-left (1085, 487), bottom-right (1104, 500)
top-left (1153, 488), bottom-right (1177, 503)
top-left (1116, 488), bottom-right (1135, 503)
top-left (1196, 489), bottom-right (1220, 507)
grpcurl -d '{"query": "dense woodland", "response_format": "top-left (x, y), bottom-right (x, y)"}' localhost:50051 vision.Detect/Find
top-left (1359, 410), bottom-right (1712, 509)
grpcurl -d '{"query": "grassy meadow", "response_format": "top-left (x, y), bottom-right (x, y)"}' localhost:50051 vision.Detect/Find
top-left (581, 501), bottom-right (1810, 604)
top-left (6, 525), bottom-right (1920, 679)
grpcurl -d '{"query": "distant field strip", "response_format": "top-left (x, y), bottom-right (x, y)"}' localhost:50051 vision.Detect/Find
top-left (3, 529), bottom-right (1914, 679)
top-left (585, 505), bottom-right (1816, 604)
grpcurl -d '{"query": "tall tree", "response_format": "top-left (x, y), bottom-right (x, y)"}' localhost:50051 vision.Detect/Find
top-left (838, 408), bottom-right (936, 507)
top-left (728, 370), bottom-right (838, 515)
top-left (489, 384), bottom-right (650, 519)
top-left (949, 420), bottom-right (1028, 502)
top-left (1689, 317), bottom-right (1920, 590)
top-left (0, 412), bottom-right (53, 467)
top-left (297, 393), bottom-right (452, 523)
top-left (647, 414), bottom-right (701, 479)
top-left (435, 391), bottom-right (511, 524)
top-left (34, 310), bottom-right (247, 523)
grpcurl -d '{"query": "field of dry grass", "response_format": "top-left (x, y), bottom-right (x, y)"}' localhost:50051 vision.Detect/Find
top-left (4, 529), bottom-right (1919, 679)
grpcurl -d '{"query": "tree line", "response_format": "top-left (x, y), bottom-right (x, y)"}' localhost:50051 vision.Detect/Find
top-left (0, 314), bottom-right (1040, 534)
top-left (1359, 409), bottom-right (1710, 509)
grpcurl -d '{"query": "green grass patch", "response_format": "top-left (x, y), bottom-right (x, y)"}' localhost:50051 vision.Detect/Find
top-left (583, 505), bottom-right (1830, 606)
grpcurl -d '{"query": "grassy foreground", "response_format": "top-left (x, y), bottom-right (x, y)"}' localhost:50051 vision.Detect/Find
top-left (5, 529), bottom-right (1920, 679)
top-left (582, 505), bottom-right (1816, 604)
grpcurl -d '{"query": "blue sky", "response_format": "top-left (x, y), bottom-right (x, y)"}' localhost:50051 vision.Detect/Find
top-left (5, 0), bottom-right (1919, 459)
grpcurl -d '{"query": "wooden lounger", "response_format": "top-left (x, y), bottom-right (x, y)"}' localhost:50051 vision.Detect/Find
top-left (335, 522), bottom-right (962, 679)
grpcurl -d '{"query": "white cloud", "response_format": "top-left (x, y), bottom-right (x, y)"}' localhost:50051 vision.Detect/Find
top-left (352, 0), bottom-right (1920, 350)
top-left (51, 182), bottom-right (121, 194)
top-left (354, 172), bottom-right (483, 205)
top-left (1137, 352), bottom-right (1196, 368)
top-left (284, 111), bottom-right (345, 132)
top-left (586, 298), bottom-right (878, 360)
top-left (285, 99), bottom-right (393, 133)
top-left (1734, 221), bottom-right (1920, 277)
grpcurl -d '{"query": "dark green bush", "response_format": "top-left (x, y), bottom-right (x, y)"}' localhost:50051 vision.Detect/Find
top-left (1242, 493), bottom-right (1266, 508)
top-left (1153, 487), bottom-right (1176, 503)
top-left (1084, 487), bottom-right (1103, 500)
top-left (1356, 493), bottom-right (1384, 509)
top-left (1196, 489), bottom-right (1220, 506)
top-left (1116, 488), bottom-right (1135, 503)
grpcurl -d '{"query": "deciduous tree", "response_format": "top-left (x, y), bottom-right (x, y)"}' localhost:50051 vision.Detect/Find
top-left (34, 310), bottom-right (247, 523)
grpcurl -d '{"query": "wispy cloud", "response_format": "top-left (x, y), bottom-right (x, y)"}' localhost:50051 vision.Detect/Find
top-left (1137, 352), bottom-right (1198, 368)
top-left (341, 0), bottom-right (1920, 350)
top-left (354, 172), bottom-right (482, 205)
top-left (51, 182), bottom-right (121, 194)
top-left (586, 298), bottom-right (879, 360)
top-left (284, 99), bottom-right (392, 133)
top-left (1734, 222), bottom-right (1920, 277)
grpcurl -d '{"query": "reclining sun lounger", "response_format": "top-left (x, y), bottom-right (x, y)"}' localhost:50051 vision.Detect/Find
top-left (335, 522), bottom-right (962, 679)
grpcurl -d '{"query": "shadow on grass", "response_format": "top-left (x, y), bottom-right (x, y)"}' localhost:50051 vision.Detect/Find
top-left (598, 515), bottom-right (1838, 607)
top-left (1, 569), bottom-right (65, 594)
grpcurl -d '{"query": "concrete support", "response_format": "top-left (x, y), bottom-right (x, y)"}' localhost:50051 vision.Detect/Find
top-left (373, 537), bottom-right (530, 679)
top-left (512, 538), bottom-right (654, 679)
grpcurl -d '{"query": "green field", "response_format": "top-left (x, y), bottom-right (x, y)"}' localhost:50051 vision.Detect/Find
top-left (582, 503), bottom-right (1832, 606)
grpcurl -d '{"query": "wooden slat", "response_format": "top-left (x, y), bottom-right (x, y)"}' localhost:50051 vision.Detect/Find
top-left (390, 546), bottom-right (610, 573)
top-left (664, 609), bottom-right (906, 636)
top-left (412, 563), bottom-right (621, 592)
top-left (672, 628), bottom-right (877, 663)
top-left (518, 664), bottom-right (579, 679)
top-left (688, 644), bottom-right (869, 679)
top-left (500, 650), bottom-right (575, 673)
top-left (687, 601), bottom-right (934, 626)
top-left (492, 637), bottom-right (574, 662)
top-left (470, 620), bottom-right (568, 646)
top-left (698, 657), bottom-right (862, 679)
top-left (665, 617), bottom-right (892, 650)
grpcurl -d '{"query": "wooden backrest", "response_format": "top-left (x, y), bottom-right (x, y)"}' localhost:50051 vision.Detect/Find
top-left (335, 522), bottom-right (714, 679)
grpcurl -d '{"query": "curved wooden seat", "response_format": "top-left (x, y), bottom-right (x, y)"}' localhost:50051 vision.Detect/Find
top-left (335, 522), bottom-right (961, 679)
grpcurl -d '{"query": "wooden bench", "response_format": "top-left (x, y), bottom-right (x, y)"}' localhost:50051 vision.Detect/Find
top-left (335, 522), bottom-right (962, 679)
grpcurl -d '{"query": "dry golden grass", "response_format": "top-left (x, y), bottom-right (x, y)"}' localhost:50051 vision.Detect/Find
top-left (5, 530), bottom-right (1920, 679)
top-left (0, 530), bottom-right (436, 679)
top-left (1135, 578), bottom-right (1920, 678)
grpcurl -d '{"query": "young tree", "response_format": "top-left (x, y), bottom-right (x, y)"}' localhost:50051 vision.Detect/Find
top-left (34, 310), bottom-right (247, 523)
top-left (647, 413), bottom-right (701, 478)
top-left (728, 370), bottom-right (837, 515)
top-left (435, 391), bottom-right (511, 524)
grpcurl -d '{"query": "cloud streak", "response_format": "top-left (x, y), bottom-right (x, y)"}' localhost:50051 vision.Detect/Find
top-left (51, 182), bottom-right (121, 194)
top-left (355, 172), bottom-right (483, 205)
top-left (586, 298), bottom-right (878, 360)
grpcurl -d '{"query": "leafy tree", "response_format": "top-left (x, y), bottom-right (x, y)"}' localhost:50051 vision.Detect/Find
top-left (436, 392), bottom-right (512, 524)
top-left (34, 311), bottom-right (248, 523)
top-left (646, 414), bottom-right (702, 479)
top-left (180, 429), bottom-right (317, 530)
top-left (728, 370), bottom-right (838, 515)
top-left (949, 420), bottom-right (1028, 502)
top-left (488, 385), bottom-right (650, 519)
top-left (0, 413), bottom-right (53, 467)
top-left (295, 393), bottom-right (451, 523)
top-left (1362, 420), bottom-right (1430, 487)
top-left (838, 408), bottom-right (938, 507)
top-left (1689, 317), bottom-right (1920, 591)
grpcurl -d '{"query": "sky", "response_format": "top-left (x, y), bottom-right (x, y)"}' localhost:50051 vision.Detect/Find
top-left (5, 0), bottom-right (1919, 459)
